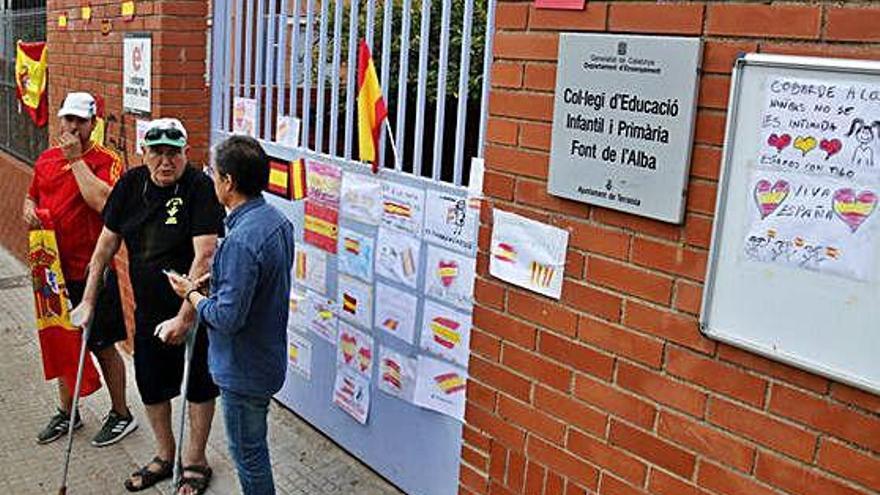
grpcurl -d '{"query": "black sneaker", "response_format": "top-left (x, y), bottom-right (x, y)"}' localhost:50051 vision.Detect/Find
top-left (91, 409), bottom-right (138, 447)
top-left (36, 408), bottom-right (82, 444)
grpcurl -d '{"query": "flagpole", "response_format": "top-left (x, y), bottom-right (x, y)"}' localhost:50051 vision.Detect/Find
top-left (382, 119), bottom-right (401, 172)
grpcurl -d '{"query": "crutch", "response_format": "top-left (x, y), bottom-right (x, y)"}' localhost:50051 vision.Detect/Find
top-left (57, 313), bottom-right (95, 495)
top-left (171, 317), bottom-right (200, 489)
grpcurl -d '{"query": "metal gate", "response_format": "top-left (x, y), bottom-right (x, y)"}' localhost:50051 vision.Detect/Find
top-left (208, 1), bottom-right (496, 494)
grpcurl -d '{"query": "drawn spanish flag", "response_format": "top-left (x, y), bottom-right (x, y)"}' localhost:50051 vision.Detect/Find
top-left (15, 40), bottom-right (48, 127)
top-left (291, 159), bottom-right (307, 200)
top-left (434, 372), bottom-right (466, 394)
top-left (437, 261), bottom-right (458, 287)
top-left (340, 332), bottom-right (357, 363)
top-left (343, 236), bottom-right (360, 255)
top-left (288, 344), bottom-right (299, 362)
top-left (295, 250), bottom-right (307, 281)
top-left (826, 246), bottom-right (840, 259)
top-left (493, 243), bottom-right (517, 263)
top-left (431, 317), bottom-right (461, 349)
top-left (357, 41), bottom-right (388, 173)
top-left (383, 201), bottom-right (411, 219)
top-left (343, 293), bottom-right (357, 314)
top-left (382, 318), bottom-right (399, 332)
top-left (530, 261), bottom-right (555, 288)
top-left (382, 359), bottom-right (402, 389)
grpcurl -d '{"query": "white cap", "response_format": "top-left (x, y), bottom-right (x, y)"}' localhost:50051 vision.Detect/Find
top-left (57, 92), bottom-right (97, 119)
top-left (143, 118), bottom-right (188, 147)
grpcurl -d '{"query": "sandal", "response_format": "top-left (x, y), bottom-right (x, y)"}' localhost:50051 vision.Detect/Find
top-left (123, 456), bottom-right (173, 492)
top-left (177, 464), bottom-right (213, 495)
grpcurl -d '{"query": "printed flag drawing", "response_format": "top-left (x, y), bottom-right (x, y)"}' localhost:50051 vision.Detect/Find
top-left (15, 41), bottom-right (48, 127)
top-left (490, 209), bottom-right (569, 299)
top-left (333, 367), bottom-right (371, 424)
top-left (419, 299), bottom-right (472, 368)
top-left (336, 322), bottom-right (374, 379)
top-left (337, 274), bottom-right (373, 329)
top-left (424, 245), bottom-right (476, 311)
top-left (374, 282), bottom-right (418, 344)
top-left (337, 228), bottom-right (375, 282)
top-left (378, 347), bottom-right (416, 402)
top-left (381, 182), bottom-right (425, 236)
top-left (357, 40), bottom-right (388, 172)
top-left (413, 354), bottom-right (467, 421)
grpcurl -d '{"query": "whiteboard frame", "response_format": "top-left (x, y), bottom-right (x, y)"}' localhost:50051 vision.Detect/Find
top-left (701, 53), bottom-right (880, 396)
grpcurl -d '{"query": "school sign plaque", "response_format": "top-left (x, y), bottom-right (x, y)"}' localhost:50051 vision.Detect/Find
top-left (548, 33), bottom-right (701, 223)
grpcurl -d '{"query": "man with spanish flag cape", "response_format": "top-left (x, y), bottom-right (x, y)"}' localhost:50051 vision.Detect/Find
top-left (23, 92), bottom-right (136, 448)
top-left (357, 40), bottom-right (388, 173)
top-left (15, 40), bottom-right (48, 127)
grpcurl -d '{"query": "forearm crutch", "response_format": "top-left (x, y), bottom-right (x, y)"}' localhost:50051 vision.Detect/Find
top-left (171, 317), bottom-right (200, 490)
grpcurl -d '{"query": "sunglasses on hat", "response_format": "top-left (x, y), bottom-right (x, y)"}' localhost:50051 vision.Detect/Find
top-left (145, 127), bottom-right (185, 142)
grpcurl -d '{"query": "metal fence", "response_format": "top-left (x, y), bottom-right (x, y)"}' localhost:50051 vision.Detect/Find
top-left (210, 0), bottom-right (496, 187)
top-left (0, 3), bottom-right (47, 164)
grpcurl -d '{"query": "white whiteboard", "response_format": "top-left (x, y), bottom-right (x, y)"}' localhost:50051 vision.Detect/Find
top-left (702, 54), bottom-right (880, 395)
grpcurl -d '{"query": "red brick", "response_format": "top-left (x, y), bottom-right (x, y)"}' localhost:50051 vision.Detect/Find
top-left (693, 111), bottom-right (726, 146)
top-left (494, 32), bottom-right (559, 61)
top-left (562, 281), bottom-right (623, 323)
top-left (756, 452), bottom-right (866, 495)
top-left (598, 474), bottom-right (647, 495)
top-left (553, 217), bottom-right (630, 260)
top-left (487, 117), bottom-right (518, 145)
top-left (717, 344), bottom-right (830, 394)
top-left (565, 250), bottom-right (586, 279)
top-left (658, 411), bottom-right (755, 473)
top-left (519, 121), bottom-right (552, 151)
top-left (496, 2), bottom-right (529, 29)
top-left (682, 214), bottom-right (713, 250)
top-left (538, 330), bottom-right (614, 381)
top-left (578, 316), bottom-right (664, 368)
top-left (689, 145), bottom-right (722, 182)
top-left (588, 257), bottom-right (673, 304)
top-left (483, 170), bottom-right (516, 202)
top-left (817, 438), bottom-right (880, 492)
top-left (631, 238), bottom-right (708, 282)
top-left (523, 64), bottom-right (556, 92)
top-left (485, 144), bottom-right (549, 180)
top-left (515, 179), bottom-right (589, 216)
top-left (696, 462), bottom-right (777, 495)
top-left (489, 90), bottom-right (554, 122)
top-left (592, 207), bottom-right (680, 241)
top-left (545, 470), bottom-right (565, 495)
top-left (470, 355), bottom-right (532, 403)
top-left (567, 430), bottom-right (647, 486)
top-left (525, 461), bottom-right (546, 495)
top-left (623, 301), bottom-right (715, 354)
top-left (686, 181), bottom-right (718, 216)
top-left (526, 436), bottom-right (599, 488)
top-left (573, 374), bottom-right (656, 429)
top-left (534, 385), bottom-right (607, 438)
top-left (707, 397), bottom-right (817, 461)
top-left (491, 62), bottom-right (523, 90)
top-left (508, 290), bottom-right (578, 337)
top-left (769, 384), bottom-right (880, 452)
top-left (467, 403), bottom-right (526, 452)
top-left (647, 470), bottom-right (708, 495)
top-left (667, 346), bottom-right (768, 407)
top-left (830, 383), bottom-right (880, 415)
top-left (673, 280), bottom-right (703, 316)
top-left (502, 343), bottom-right (572, 392)
top-left (498, 395), bottom-right (566, 443)
top-left (698, 74), bottom-right (731, 111)
top-left (471, 328), bottom-right (502, 361)
top-left (475, 306), bottom-right (536, 350)
top-left (468, 376), bottom-right (498, 411)
top-left (463, 444), bottom-right (489, 472)
top-left (609, 420), bottom-right (696, 478)
top-left (464, 424), bottom-right (493, 452)
top-left (475, 277), bottom-right (506, 310)
top-left (825, 6), bottom-right (880, 42)
top-left (489, 442), bottom-right (508, 483)
top-left (507, 450), bottom-right (527, 493)
top-left (608, 3), bottom-right (703, 35)
top-left (461, 463), bottom-right (489, 494)
top-left (617, 361), bottom-right (707, 418)
top-left (528, 2), bottom-right (607, 31)
top-left (706, 4), bottom-right (821, 40)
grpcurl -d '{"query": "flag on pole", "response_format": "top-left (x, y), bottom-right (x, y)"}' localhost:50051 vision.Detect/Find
top-left (28, 210), bottom-right (101, 397)
top-left (15, 40), bottom-right (49, 127)
top-left (357, 40), bottom-right (388, 173)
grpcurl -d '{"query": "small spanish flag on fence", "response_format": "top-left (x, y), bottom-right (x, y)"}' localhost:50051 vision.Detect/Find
top-left (15, 40), bottom-right (48, 127)
top-left (357, 40), bottom-right (388, 173)
top-left (268, 159), bottom-right (291, 197)
top-left (291, 159), bottom-right (307, 200)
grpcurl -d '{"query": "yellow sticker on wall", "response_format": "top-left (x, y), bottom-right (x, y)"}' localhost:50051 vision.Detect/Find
top-left (121, 1), bottom-right (135, 20)
top-left (58, 14), bottom-right (68, 28)
top-left (81, 5), bottom-right (92, 21)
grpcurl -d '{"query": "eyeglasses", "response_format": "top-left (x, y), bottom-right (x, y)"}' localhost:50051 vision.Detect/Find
top-left (144, 127), bottom-right (185, 142)
top-left (147, 147), bottom-right (183, 159)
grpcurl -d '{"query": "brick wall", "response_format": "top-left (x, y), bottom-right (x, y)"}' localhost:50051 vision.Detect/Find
top-left (465, 2), bottom-right (880, 495)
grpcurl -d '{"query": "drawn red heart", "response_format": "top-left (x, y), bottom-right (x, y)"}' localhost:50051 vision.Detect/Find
top-left (767, 133), bottom-right (791, 152)
top-left (340, 333), bottom-right (357, 363)
top-left (833, 188), bottom-right (877, 233)
top-left (820, 138), bottom-right (842, 159)
top-left (754, 179), bottom-right (790, 219)
top-left (357, 347), bottom-right (372, 372)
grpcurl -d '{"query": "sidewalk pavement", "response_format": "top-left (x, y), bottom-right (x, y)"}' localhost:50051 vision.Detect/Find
top-left (0, 247), bottom-right (402, 495)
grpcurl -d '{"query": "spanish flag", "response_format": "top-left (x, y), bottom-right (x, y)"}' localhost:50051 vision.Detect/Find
top-left (434, 372), bottom-right (466, 394)
top-left (343, 293), bottom-right (357, 314)
top-left (15, 40), bottom-right (48, 127)
top-left (357, 40), bottom-right (387, 173)
top-left (291, 159), bottom-right (307, 200)
top-left (267, 159), bottom-right (291, 197)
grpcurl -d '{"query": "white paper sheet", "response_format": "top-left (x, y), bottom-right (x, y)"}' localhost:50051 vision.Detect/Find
top-left (374, 282), bottom-right (419, 344)
top-left (288, 333), bottom-right (312, 379)
top-left (413, 354), bottom-right (467, 422)
top-left (378, 347), bottom-right (416, 402)
top-left (418, 299), bottom-right (472, 368)
top-left (287, 289), bottom-right (307, 334)
top-left (336, 321), bottom-right (375, 379)
top-left (294, 243), bottom-right (328, 295)
top-left (381, 181), bottom-right (425, 236)
top-left (304, 291), bottom-right (338, 344)
top-left (424, 245), bottom-right (476, 311)
top-left (341, 173), bottom-right (383, 225)
top-left (375, 227), bottom-right (421, 289)
top-left (333, 367), bottom-right (371, 424)
top-left (337, 274), bottom-right (373, 329)
top-left (423, 190), bottom-right (480, 254)
top-left (337, 228), bottom-right (375, 282)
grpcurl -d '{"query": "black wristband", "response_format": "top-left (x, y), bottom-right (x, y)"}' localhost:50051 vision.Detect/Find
top-left (185, 288), bottom-right (199, 303)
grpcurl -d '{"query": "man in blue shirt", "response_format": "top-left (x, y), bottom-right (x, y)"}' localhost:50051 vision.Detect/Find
top-left (167, 136), bottom-right (294, 495)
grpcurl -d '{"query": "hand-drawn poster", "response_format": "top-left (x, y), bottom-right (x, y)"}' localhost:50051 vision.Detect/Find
top-left (333, 367), bottom-right (371, 424)
top-left (306, 161), bottom-right (342, 207)
top-left (418, 299), bottom-right (472, 368)
top-left (288, 333), bottom-right (312, 379)
top-left (381, 181), bottom-right (425, 236)
top-left (423, 190), bottom-right (480, 254)
top-left (750, 77), bottom-right (880, 280)
top-left (276, 115), bottom-right (301, 147)
top-left (232, 97), bottom-right (257, 137)
top-left (304, 201), bottom-right (339, 254)
top-left (337, 274), bottom-right (373, 329)
top-left (287, 289), bottom-right (307, 334)
top-left (341, 173), bottom-right (382, 225)
top-left (489, 210), bottom-right (569, 299)
top-left (337, 228), bottom-right (375, 282)
top-left (304, 291), bottom-right (338, 344)
top-left (294, 243), bottom-right (327, 294)
top-left (378, 347), bottom-right (416, 402)
top-left (424, 245), bottom-right (476, 311)
top-left (336, 322), bottom-right (374, 379)
top-left (413, 354), bottom-right (467, 422)
top-left (374, 282), bottom-right (419, 344)
top-left (375, 228), bottom-right (421, 288)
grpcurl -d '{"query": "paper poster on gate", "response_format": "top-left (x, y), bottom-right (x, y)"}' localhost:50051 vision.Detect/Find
top-left (333, 367), bottom-right (370, 424)
top-left (378, 347), bottom-right (416, 402)
top-left (375, 228), bottom-right (421, 288)
top-left (424, 245), bottom-right (476, 311)
top-left (743, 170), bottom-right (878, 281)
top-left (287, 289), bottom-right (307, 334)
top-left (374, 282), bottom-right (418, 344)
top-left (413, 354), bottom-right (467, 421)
top-left (304, 201), bottom-right (339, 254)
top-left (306, 161), bottom-right (342, 207)
top-left (293, 243), bottom-right (327, 294)
top-left (423, 190), bottom-right (480, 254)
top-left (381, 181), bottom-right (425, 236)
top-left (419, 299), bottom-right (472, 368)
top-left (232, 97), bottom-right (257, 137)
top-left (337, 274), bottom-right (373, 329)
top-left (304, 291), bottom-right (338, 344)
top-left (336, 321), bottom-right (374, 379)
top-left (489, 210), bottom-right (569, 299)
top-left (341, 173), bottom-right (382, 225)
top-left (288, 333), bottom-right (312, 379)
top-left (337, 228), bottom-right (375, 282)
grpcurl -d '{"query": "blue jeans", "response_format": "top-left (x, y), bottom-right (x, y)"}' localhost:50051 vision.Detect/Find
top-left (221, 389), bottom-right (275, 495)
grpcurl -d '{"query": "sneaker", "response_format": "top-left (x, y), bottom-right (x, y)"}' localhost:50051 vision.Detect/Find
top-left (91, 409), bottom-right (138, 447)
top-left (37, 408), bottom-right (82, 444)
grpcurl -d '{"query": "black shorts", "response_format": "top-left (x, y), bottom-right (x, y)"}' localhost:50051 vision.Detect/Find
top-left (66, 271), bottom-right (127, 352)
top-left (133, 320), bottom-right (219, 406)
